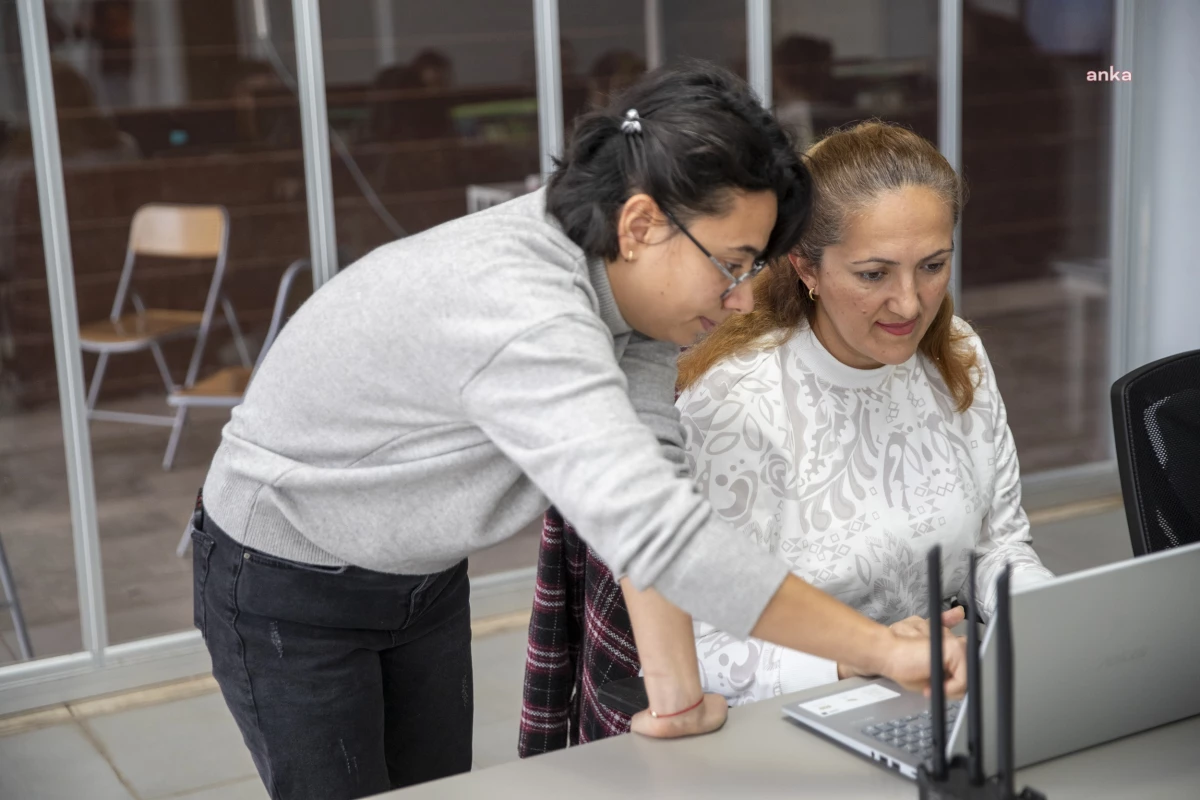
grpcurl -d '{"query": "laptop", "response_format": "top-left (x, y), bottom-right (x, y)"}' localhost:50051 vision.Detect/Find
top-left (781, 539), bottom-right (1200, 779)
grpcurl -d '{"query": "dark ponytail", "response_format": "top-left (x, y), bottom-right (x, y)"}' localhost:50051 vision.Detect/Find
top-left (546, 60), bottom-right (811, 264)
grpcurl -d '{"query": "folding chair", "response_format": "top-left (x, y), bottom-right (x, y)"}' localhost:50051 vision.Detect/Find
top-left (0, 527), bottom-right (33, 661)
top-left (170, 259), bottom-right (310, 551)
top-left (79, 204), bottom-right (251, 469)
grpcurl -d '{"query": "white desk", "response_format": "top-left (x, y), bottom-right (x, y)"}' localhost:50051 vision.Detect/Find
top-left (384, 693), bottom-right (1200, 799)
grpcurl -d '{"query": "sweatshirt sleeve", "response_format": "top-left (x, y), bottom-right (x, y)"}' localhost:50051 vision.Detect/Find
top-left (460, 314), bottom-right (789, 637)
top-left (694, 622), bottom-right (839, 706)
top-left (962, 338), bottom-right (1056, 619)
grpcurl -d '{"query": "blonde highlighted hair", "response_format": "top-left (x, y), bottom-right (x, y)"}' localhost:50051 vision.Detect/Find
top-left (678, 121), bottom-right (979, 411)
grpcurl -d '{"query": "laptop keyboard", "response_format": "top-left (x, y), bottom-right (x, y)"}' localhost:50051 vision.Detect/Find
top-left (861, 701), bottom-right (962, 760)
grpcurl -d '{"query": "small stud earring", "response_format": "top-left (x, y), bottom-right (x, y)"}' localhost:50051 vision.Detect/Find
top-left (627, 250), bottom-right (634, 261)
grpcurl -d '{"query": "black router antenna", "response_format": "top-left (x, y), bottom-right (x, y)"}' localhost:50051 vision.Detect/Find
top-left (916, 557), bottom-right (1045, 800)
top-left (927, 544), bottom-right (947, 781)
top-left (968, 551), bottom-right (984, 785)
top-left (996, 564), bottom-right (1015, 798)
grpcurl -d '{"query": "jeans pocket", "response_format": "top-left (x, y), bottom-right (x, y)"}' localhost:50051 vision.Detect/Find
top-left (403, 561), bottom-right (468, 630)
top-left (402, 574), bottom-right (436, 628)
top-left (191, 527), bottom-right (215, 640)
top-left (243, 549), bottom-right (348, 575)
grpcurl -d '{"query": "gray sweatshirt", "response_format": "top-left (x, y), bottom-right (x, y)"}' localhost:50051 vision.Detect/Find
top-left (203, 189), bottom-right (789, 637)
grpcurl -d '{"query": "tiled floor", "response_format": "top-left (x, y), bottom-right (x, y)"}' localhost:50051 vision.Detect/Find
top-left (0, 506), bottom-right (1133, 799)
top-left (0, 624), bottom-right (530, 800)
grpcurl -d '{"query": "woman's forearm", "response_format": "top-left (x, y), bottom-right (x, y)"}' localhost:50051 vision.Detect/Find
top-left (622, 573), bottom-right (888, 697)
top-left (753, 574), bottom-right (892, 675)
top-left (619, 578), bottom-right (704, 712)
top-left (624, 572), bottom-right (963, 707)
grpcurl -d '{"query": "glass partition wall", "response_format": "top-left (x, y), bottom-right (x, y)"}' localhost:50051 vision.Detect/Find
top-left (0, 0), bottom-right (83, 669)
top-left (0, 0), bottom-right (1129, 714)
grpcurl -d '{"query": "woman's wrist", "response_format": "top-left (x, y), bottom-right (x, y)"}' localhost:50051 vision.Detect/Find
top-left (650, 695), bottom-right (705, 719)
top-left (866, 625), bottom-right (904, 678)
top-left (641, 667), bottom-right (704, 716)
top-left (838, 623), bottom-right (894, 680)
top-left (617, 578), bottom-right (706, 717)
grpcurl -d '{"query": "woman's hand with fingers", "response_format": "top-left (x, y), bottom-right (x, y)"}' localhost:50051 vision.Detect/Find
top-left (837, 605), bottom-right (968, 695)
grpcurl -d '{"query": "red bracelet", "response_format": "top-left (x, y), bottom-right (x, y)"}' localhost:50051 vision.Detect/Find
top-left (649, 696), bottom-right (705, 719)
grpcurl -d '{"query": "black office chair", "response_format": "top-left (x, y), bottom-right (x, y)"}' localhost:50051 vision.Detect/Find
top-left (1111, 349), bottom-right (1200, 556)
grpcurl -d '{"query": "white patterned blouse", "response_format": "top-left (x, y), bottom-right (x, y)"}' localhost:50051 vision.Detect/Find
top-left (676, 319), bottom-right (1055, 706)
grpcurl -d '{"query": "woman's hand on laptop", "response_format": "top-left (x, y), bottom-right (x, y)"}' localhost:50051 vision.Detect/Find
top-left (884, 627), bottom-right (968, 698)
top-left (891, 606), bottom-right (967, 638)
top-left (837, 609), bottom-right (969, 698)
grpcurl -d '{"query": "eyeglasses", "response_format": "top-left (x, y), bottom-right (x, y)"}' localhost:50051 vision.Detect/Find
top-left (660, 207), bottom-right (768, 300)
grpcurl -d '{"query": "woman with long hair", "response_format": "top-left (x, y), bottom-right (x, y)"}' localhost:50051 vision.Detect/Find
top-left (677, 121), bottom-right (1054, 703)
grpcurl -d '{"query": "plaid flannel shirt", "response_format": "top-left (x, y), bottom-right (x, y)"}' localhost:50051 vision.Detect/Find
top-left (517, 506), bottom-right (641, 757)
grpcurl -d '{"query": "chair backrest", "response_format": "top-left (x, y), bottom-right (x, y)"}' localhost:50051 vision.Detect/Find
top-left (1111, 349), bottom-right (1200, 556)
top-left (110, 203), bottom-right (231, 326)
top-left (128, 203), bottom-right (227, 258)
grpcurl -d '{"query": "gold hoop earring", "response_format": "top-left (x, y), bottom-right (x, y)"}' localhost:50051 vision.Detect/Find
top-left (627, 250), bottom-right (634, 262)
top-left (808, 286), bottom-right (818, 302)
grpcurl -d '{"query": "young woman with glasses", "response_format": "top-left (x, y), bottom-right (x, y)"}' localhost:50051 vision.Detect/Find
top-left (190, 63), bottom-right (966, 800)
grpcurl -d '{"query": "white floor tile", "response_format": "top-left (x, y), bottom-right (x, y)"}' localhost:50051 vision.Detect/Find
top-left (82, 692), bottom-right (257, 799)
top-left (167, 776), bottom-right (271, 800)
top-left (472, 629), bottom-right (529, 688)
top-left (474, 678), bottom-right (525, 728)
top-left (472, 716), bottom-right (521, 770)
top-left (0, 723), bottom-right (134, 800)
top-left (472, 629), bottom-right (529, 726)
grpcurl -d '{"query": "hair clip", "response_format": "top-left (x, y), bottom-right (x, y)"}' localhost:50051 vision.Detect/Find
top-left (620, 109), bottom-right (642, 135)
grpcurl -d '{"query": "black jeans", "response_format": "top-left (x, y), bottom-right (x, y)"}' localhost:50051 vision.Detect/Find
top-left (192, 505), bottom-right (473, 799)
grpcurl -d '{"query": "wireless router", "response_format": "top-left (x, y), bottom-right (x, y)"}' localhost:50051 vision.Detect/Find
top-left (918, 547), bottom-right (1046, 800)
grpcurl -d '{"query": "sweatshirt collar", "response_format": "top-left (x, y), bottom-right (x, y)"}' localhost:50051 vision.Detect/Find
top-left (586, 255), bottom-right (632, 338)
top-left (534, 186), bottom-right (631, 338)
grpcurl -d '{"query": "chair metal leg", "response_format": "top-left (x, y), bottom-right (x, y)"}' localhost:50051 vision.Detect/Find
top-left (0, 531), bottom-right (33, 661)
top-left (176, 521), bottom-right (193, 558)
top-left (222, 296), bottom-right (253, 369)
top-left (150, 341), bottom-right (178, 392)
top-left (163, 406), bottom-right (188, 470)
top-left (86, 352), bottom-right (110, 411)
